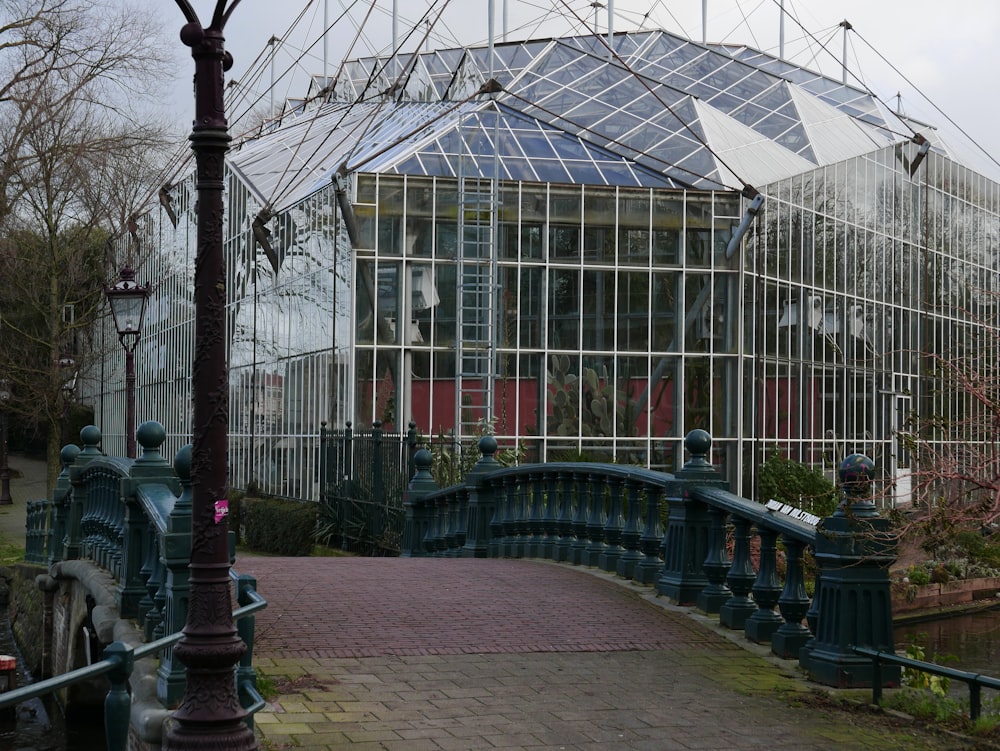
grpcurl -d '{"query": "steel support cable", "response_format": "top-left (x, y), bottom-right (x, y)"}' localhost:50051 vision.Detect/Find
top-left (765, 0), bottom-right (922, 145)
top-left (554, 0), bottom-right (753, 194)
top-left (129, 0), bottom-right (320, 222)
top-left (262, 0), bottom-right (452, 211)
top-left (226, 0), bottom-right (367, 134)
top-left (721, 0), bottom-right (768, 51)
top-left (849, 26), bottom-right (1000, 176)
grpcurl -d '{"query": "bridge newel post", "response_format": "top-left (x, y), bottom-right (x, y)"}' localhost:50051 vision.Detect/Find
top-left (656, 430), bottom-right (727, 604)
top-left (158, 444), bottom-right (194, 707)
top-left (402, 448), bottom-right (438, 557)
top-left (460, 434), bottom-right (498, 558)
top-left (120, 422), bottom-right (175, 619)
top-left (49, 444), bottom-right (81, 566)
top-left (103, 641), bottom-right (134, 751)
top-left (800, 454), bottom-right (899, 687)
top-left (65, 425), bottom-right (105, 561)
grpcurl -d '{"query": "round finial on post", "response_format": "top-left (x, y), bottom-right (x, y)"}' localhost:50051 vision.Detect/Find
top-left (408, 448), bottom-right (439, 497)
top-left (838, 453), bottom-right (877, 517)
top-left (174, 444), bottom-right (192, 485)
top-left (60, 444), bottom-right (81, 468)
top-left (683, 429), bottom-right (713, 470)
top-left (173, 444), bottom-right (193, 514)
top-left (78, 425), bottom-right (102, 457)
top-left (414, 448), bottom-right (432, 474)
top-left (136, 421), bottom-right (167, 464)
top-left (478, 434), bottom-right (498, 463)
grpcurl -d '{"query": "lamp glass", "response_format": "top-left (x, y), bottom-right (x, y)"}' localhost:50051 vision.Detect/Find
top-left (108, 290), bottom-right (148, 336)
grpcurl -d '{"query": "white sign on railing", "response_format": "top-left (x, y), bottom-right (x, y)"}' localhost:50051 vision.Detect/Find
top-left (764, 499), bottom-right (821, 527)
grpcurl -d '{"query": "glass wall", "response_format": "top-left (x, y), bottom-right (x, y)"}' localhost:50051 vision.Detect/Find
top-left (84, 143), bottom-right (1000, 502)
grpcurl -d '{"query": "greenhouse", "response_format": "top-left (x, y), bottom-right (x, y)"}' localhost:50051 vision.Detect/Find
top-left (88, 27), bottom-right (1000, 503)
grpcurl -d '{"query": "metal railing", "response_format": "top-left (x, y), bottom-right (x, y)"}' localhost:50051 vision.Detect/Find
top-left (854, 646), bottom-right (1000, 722)
top-left (402, 428), bottom-right (900, 689)
top-left (10, 422), bottom-right (268, 748)
top-left (0, 570), bottom-right (266, 751)
top-left (319, 420), bottom-right (418, 554)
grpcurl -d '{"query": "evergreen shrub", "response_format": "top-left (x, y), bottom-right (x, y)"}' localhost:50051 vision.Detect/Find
top-left (241, 497), bottom-right (316, 556)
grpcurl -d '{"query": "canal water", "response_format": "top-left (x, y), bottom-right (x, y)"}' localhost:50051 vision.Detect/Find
top-left (894, 605), bottom-right (1000, 678)
top-left (0, 612), bottom-right (105, 750)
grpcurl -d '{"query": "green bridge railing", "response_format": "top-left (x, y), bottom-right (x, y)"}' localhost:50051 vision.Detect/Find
top-left (14, 421), bottom-right (266, 749)
top-left (402, 428), bottom-right (899, 689)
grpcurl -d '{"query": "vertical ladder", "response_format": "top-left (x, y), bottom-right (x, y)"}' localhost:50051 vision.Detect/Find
top-left (455, 172), bottom-right (497, 438)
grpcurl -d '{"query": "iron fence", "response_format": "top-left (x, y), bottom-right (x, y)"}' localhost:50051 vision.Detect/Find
top-left (318, 420), bottom-right (418, 555)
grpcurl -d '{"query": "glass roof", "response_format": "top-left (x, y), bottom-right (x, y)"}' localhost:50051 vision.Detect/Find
top-left (228, 27), bottom-right (953, 208)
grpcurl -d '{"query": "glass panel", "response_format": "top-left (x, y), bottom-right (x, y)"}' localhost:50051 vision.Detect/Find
top-left (581, 270), bottom-right (614, 350)
top-left (618, 271), bottom-right (649, 352)
top-left (548, 268), bottom-right (579, 349)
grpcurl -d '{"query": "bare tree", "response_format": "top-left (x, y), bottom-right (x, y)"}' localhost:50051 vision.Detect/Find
top-left (0, 0), bottom-right (175, 488)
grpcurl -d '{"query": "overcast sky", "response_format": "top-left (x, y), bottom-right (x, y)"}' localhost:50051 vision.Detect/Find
top-left (162, 1), bottom-right (1000, 179)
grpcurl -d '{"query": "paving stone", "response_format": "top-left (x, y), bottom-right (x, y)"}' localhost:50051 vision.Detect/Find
top-left (241, 555), bottom-right (975, 751)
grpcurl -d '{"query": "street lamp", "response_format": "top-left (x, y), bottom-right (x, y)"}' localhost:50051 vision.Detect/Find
top-left (168, 2), bottom-right (255, 750)
top-left (104, 266), bottom-right (149, 459)
top-left (0, 380), bottom-right (10, 506)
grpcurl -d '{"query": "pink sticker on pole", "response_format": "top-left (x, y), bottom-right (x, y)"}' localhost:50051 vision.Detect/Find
top-left (214, 499), bottom-right (229, 524)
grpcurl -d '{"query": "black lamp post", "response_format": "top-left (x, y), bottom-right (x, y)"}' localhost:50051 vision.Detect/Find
top-left (0, 380), bottom-right (10, 506)
top-left (167, 2), bottom-right (255, 750)
top-left (105, 266), bottom-right (149, 459)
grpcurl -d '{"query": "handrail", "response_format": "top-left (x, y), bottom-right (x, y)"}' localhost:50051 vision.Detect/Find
top-left (0, 573), bottom-right (267, 710)
top-left (690, 484), bottom-right (816, 544)
top-left (853, 646), bottom-right (1000, 722)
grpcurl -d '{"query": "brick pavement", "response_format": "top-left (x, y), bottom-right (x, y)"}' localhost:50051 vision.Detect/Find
top-left (237, 556), bottom-right (973, 751)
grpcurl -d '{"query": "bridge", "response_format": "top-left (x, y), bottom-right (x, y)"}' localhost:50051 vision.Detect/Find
top-left (6, 425), bottom-right (946, 750)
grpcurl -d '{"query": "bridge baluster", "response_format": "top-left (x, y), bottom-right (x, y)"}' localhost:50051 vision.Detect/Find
top-left (542, 473), bottom-right (559, 560)
top-left (569, 471), bottom-right (589, 565)
top-left (137, 525), bottom-right (157, 632)
top-left (513, 476), bottom-right (530, 558)
top-left (553, 471), bottom-right (575, 562)
top-left (454, 487), bottom-right (468, 553)
top-left (442, 490), bottom-right (459, 554)
top-left (151, 554), bottom-right (168, 641)
top-left (616, 477), bottom-right (644, 580)
top-left (635, 484), bottom-right (664, 585)
top-left (144, 547), bottom-right (166, 642)
top-left (804, 563), bottom-right (820, 640)
top-left (598, 476), bottom-right (626, 573)
top-left (696, 506), bottom-right (731, 614)
top-left (745, 526), bottom-right (783, 643)
top-left (500, 475), bottom-right (517, 557)
top-left (431, 496), bottom-right (449, 556)
top-left (584, 473), bottom-right (608, 567)
top-left (487, 475), bottom-right (505, 558)
top-left (525, 471), bottom-right (545, 558)
top-left (445, 489), bottom-right (466, 556)
top-left (421, 497), bottom-right (438, 556)
top-left (772, 535), bottom-right (811, 658)
top-left (112, 493), bottom-right (126, 577)
top-left (719, 516), bottom-right (757, 630)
